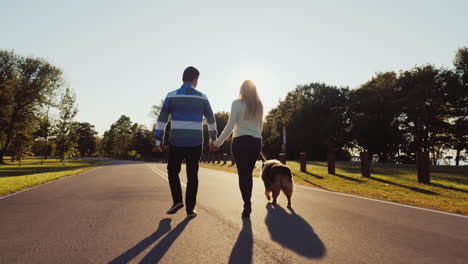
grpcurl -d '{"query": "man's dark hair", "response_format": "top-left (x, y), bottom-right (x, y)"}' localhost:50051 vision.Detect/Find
top-left (182, 66), bottom-right (200, 82)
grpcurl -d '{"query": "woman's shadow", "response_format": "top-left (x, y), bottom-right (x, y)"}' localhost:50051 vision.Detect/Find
top-left (265, 203), bottom-right (326, 259)
top-left (228, 218), bottom-right (253, 264)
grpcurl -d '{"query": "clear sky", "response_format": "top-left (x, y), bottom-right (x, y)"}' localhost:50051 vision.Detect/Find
top-left (2, 0), bottom-right (467, 135)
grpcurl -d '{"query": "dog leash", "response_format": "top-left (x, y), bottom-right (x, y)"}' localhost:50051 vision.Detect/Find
top-left (259, 152), bottom-right (267, 162)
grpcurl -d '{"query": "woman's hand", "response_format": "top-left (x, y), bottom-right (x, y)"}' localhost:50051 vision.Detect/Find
top-left (210, 142), bottom-right (220, 151)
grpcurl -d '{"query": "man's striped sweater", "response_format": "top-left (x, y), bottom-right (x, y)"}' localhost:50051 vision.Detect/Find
top-left (154, 84), bottom-right (217, 147)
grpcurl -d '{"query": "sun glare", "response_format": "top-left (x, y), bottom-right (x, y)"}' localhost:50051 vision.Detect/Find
top-left (232, 66), bottom-right (276, 100)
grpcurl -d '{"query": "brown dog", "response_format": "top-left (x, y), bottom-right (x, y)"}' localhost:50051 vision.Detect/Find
top-left (261, 160), bottom-right (293, 208)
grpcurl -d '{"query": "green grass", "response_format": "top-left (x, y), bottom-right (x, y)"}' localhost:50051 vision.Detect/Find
top-left (200, 161), bottom-right (468, 215)
top-left (0, 158), bottom-right (112, 196)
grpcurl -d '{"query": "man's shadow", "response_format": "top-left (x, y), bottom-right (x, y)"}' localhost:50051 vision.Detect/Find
top-left (109, 217), bottom-right (194, 264)
top-left (228, 218), bottom-right (253, 264)
top-left (265, 203), bottom-right (326, 259)
top-left (109, 218), bottom-right (172, 264)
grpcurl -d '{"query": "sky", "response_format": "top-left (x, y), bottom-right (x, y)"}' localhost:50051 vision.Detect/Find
top-left (1, 0), bottom-right (467, 135)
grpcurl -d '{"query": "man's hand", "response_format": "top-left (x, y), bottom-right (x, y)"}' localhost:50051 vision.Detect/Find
top-left (210, 143), bottom-right (219, 151)
top-left (152, 145), bottom-right (163, 152)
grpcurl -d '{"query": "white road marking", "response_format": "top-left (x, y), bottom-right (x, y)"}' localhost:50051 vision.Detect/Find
top-left (147, 164), bottom-right (187, 187)
top-left (295, 184), bottom-right (468, 219)
top-left (196, 166), bottom-right (468, 220)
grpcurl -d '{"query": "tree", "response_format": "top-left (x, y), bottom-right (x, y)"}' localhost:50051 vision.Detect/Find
top-left (263, 83), bottom-right (350, 160)
top-left (348, 72), bottom-right (403, 162)
top-left (129, 123), bottom-right (154, 160)
top-left (449, 47), bottom-right (468, 165)
top-left (101, 115), bottom-right (133, 159)
top-left (398, 65), bottom-right (451, 165)
top-left (0, 50), bottom-right (63, 163)
top-left (54, 88), bottom-right (78, 161)
top-left (11, 131), bottom-right (34, 166)
top-left (71, 122), bottom-right (98, 157)
top-left (33, 110), bottom-right (53, 163)
top-left (454, 47), bottom-right (468, 87)
top-left (202, 112), bottom-right (230, 156)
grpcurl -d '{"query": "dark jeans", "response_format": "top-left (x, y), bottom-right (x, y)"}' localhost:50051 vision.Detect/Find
top-left (167, 145), bottom-right (202, 212)
top-left (232, 136), bottom-right (261, 209)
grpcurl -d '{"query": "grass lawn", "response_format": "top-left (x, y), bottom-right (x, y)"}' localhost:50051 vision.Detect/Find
top-left (200, 160), bottom-right (468, 215)
top-left (0, 158), bottom-right (112, 196)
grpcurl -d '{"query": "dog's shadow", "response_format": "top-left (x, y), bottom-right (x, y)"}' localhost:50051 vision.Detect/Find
top-left (265, 203), bottom-right (326, 259)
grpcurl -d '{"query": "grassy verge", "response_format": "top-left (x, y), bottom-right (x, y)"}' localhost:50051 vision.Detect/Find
top-left (200, 161), bottom-right (468, 215)
top-left (0, 158), bottom-right (112, 196)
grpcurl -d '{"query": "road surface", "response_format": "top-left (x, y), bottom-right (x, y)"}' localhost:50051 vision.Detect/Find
top-left (1, 161), bottom-right (467, 263)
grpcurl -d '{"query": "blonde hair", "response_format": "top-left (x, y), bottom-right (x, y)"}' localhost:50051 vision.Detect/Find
top-left (239, 80), bottom-right (263, 120)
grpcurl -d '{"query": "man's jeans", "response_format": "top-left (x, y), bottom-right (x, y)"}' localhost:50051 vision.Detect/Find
top-left (167, 145), bottom-right (202, 213)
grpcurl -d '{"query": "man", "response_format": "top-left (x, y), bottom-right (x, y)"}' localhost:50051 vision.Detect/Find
top-left (153, 66), bottom-right (217, 218)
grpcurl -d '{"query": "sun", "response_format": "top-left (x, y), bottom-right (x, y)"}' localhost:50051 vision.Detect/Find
top-left (232, 66), bottom-right (276, 99)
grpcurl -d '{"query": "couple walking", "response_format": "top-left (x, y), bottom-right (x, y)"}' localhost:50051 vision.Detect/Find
top-left (153, 66), bottom-right (263, 218)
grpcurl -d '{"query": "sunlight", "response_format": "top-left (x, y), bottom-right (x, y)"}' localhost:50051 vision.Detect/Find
top-left (229, 65), bottom-right (277, 101)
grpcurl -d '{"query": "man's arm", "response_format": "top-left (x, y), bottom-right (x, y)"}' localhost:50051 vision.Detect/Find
top-left (203, 96), bottom-right (217, 142)
top-left (154, 96), bottom-right (170, 147)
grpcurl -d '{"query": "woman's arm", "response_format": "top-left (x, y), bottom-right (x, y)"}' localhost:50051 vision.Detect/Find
top-left (213, 101), bottom-right (238, 147)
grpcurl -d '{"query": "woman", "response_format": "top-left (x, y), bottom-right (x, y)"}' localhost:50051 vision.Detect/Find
top-left (211, 80), bottom-right (263, 218)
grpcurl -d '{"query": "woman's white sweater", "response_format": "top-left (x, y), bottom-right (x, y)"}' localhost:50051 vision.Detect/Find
top-left (213, 99), bottom-right (262, 147)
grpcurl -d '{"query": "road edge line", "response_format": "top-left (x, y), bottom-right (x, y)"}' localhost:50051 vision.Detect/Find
top-left (198, 166), bottom-right (468, 219)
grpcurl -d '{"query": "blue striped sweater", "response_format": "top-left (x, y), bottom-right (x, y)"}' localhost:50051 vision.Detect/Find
top-left (155, 84), bottom-right (217, 147)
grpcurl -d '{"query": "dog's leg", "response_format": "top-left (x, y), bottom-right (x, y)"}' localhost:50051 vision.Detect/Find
top-left (271, 175), bottom-right (281, 205)
top-left (265, 188), bottom-right (271, 201)
top-left (272, 190), bottom-right (280, 205)
top-left (272, 186), bottom-right (281, 205)
top-left (285, 192), bottom-right (292, 208)
top-left (282, 177), bottom-right (293, 208)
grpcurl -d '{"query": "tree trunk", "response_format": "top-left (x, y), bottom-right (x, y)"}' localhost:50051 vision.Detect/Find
top-left (0, 149), bottom-right (4, 164)
top-left (455, 149), bottom-right (460, 166)
top-left (4, 117), bottom-right (16, 163)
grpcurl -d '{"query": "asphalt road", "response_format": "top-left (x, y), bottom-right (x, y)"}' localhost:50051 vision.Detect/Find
top-left (1, 161), bottom-right (467, 264)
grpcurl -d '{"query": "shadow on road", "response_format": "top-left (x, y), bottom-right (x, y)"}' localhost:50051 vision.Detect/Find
top-left (265, 203), bottom-right (326, 259)
top-left (229, 218), bottom-right (253, 264)
top-left (109, 217), bottom-right (193, 264)
top-left (138, 217), bottom-right (194, 263)
top-left (109, 218), bottom-right (172, 264)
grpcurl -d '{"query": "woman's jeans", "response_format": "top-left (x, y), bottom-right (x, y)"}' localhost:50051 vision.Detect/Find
top-left (232, 135), bottom-right (261, 209)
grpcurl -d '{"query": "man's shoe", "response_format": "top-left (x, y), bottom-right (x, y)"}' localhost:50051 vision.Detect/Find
top-left (187, 210), bottom-right (198, 218)
top-left (241, 207), bottom-right (251, 218)
top-left (166, 202), bottom-right (184, 214)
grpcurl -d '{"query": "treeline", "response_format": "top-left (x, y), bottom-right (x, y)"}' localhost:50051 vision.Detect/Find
top-left (0, 50), bottom-right (98, 164)
top-left (97, 112), bottom-right (231, 160)
top-left (4, 47), bottom-right (466, 166)
top-left (263, 47), bottom-right (468, 165)
top-left (98, 115), bottom-right (154, 160)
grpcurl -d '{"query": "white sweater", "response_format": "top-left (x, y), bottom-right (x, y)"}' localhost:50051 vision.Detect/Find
top-left (213, 99), bottom-right (263, 147)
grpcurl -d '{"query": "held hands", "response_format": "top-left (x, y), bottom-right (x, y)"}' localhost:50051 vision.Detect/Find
top-left (152, 145), bottom-right (163, 152)
top-left (209, 143), bottom-right (219, 151)
top-left (210, 142), bottom-right (220, 152)
top-left (153, 139), bottom-right (163, 152)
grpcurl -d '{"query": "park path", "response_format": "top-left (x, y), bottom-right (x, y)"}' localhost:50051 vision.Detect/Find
top-left (1, 161), bottom-right (467, 263)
